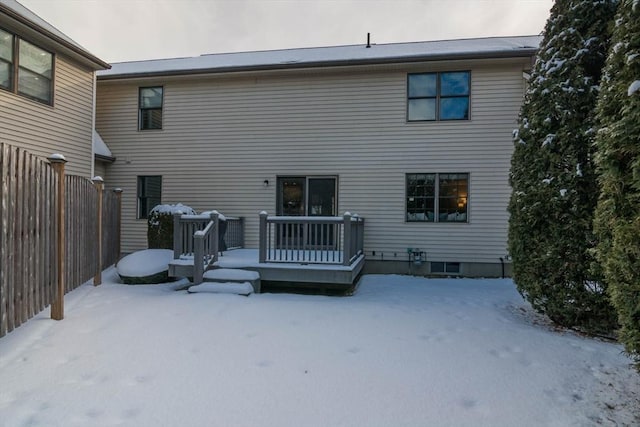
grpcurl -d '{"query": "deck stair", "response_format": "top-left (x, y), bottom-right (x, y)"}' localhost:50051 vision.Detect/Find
top-left (187, 268), bottom-right (261, 295)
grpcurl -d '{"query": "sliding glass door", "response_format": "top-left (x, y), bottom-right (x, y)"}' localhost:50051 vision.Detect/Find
top-left (276, 176), bottom-right (337, 248)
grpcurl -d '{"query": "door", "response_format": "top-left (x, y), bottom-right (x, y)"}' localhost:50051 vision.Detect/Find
top-left (307, 178), bottom-right (336, 247)
top-left (277, 176), bottom-right (337, 217)
top-left (276, 176), bottom-right (337, 248)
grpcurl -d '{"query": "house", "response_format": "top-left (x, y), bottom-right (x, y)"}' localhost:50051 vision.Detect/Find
top-left (0, 0), bottom-right (109, 176)
top-left (95, 35), bottom-right (540, 278)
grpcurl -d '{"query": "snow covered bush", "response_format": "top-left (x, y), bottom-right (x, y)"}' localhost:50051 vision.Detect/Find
top-left (117, 249), bottom-right (174, 284)
top-left (508, 0), bottom-right (619, 334)
top-left (147, 203), bottom-right (196, 249)
top-left (594, 0), bottom-right (640, 368)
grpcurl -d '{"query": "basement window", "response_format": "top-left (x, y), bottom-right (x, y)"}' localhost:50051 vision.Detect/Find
top-left (431, 262), bottom-right (460, 274)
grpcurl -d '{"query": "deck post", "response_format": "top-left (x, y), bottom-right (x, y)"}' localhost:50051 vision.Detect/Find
top-left (92, 176), bottom-right (104, 286)
top-left (194, 233), bottom-right (204, 285)
top-left (259, 211), bottom-right (267, 263)
top-left (48, 155), bottom-right (66, 321)
top-left (113, 188), bottom-right (123, 263)
top-left (173, 212), bottom-right (182, 259)
top-left (343, 212), bottom-right (352, 266)
top-left (358, 217), bottom-right (365, 256)
top-left (239, 217), bottom-right (245, 248)
top-left (211, 212), bottom-right (219, 261)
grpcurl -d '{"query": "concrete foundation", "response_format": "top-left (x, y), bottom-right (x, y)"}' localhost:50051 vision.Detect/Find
top-left (363, 259), bottom-right (513, 278)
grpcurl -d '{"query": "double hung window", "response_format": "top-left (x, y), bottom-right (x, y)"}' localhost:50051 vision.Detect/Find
top-left (407, 71), bottom-right (470, 121)
top-left (0, 28), bottom-right (54, 105)
top-left (0, 28), bottom-right (12, 90)
top-left (139, 87), bottom-right (163, 130)
top-left (137, 176), bottom-right (162, 219)
top-left (406, 173), bottom-right (469, 222)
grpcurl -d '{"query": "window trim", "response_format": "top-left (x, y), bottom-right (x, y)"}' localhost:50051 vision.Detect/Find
top-left (138, 86), bottom-right (164, 131)
top-left (406, 71), bottom-right (470, 122)
top-left (405, 172), bottom-right (470, 223)
top-left (137, 175), bottom-right (162, 219)
top-left (0, 26), bottom-right (55, 106)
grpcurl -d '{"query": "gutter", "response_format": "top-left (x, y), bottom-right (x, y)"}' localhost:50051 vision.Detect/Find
top-left (94, 153), bottom-right (116, 163)
top-left (97, 48), bottom-right (538, 81)
top-left (0, 3), bottom-right (111, 70)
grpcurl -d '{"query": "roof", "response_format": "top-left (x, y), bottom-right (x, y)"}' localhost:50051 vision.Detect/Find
top-left (93, 130), bottom-right (114, 162)
top-left (98, 35), bottom-right (541, 80)
top-left (0, 0), bottom-right (110, 70)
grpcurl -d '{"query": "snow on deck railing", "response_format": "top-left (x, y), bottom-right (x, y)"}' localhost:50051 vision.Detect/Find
top-left (258, 212), bottom-right (364, 265)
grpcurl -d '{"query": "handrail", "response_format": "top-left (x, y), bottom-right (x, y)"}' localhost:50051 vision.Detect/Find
top-left (259, 212), bottom-right (364, 265)
top-left (173, 212), bottom-right (219, 284)
top-left (193, 215), bottom-right (218, 285)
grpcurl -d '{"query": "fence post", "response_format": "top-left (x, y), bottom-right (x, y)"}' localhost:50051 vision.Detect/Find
top-left (343, 212), bottom-right (352, 266)
top-left (92, 177), bottom-right (104, 286)
top-left (113, 188), bottom-right (123, 263)
top-left (259, 211), bottom-right (267, 263)
top-left (48, 154), bottom-right (66, 321)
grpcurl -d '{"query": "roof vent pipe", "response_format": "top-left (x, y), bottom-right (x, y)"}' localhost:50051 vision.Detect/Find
top-left (366, 33), bottom-right (371, 48)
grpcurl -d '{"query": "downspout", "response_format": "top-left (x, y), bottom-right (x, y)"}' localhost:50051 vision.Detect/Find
top-left (90, 71), bottom-right (97, 179)
top-left (499, 257), bottom-right (505, 279)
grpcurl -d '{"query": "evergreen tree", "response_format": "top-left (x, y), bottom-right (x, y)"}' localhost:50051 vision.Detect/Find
top-left (508, 0), bottom-right (618, 333)
top-left (594, 0), bottom-right (640, 367)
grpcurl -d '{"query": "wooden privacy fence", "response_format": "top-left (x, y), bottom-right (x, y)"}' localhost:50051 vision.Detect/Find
top-left (0, 143), bottom-right (122, 338)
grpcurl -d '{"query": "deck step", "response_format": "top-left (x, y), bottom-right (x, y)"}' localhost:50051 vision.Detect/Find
top-left (168, 258), bottom-right (196, 278)
top-left (203, 268), bottom-right (261, 293)
top-left (188, 282), bottom-right (254, 296)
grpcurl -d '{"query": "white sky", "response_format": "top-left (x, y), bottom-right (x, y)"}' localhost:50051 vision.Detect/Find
top-left (18, 0), bottom-right (554, 63)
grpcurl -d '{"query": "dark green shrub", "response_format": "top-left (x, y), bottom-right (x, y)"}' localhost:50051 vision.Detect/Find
top-left (116, 249), bottom-right (175, 285)
top-left (147, 203), bottom-right (195, 249)
top-left (594, 0), bottom-right (640, 368)
top-left (120, 270), bottom-right (170, 285)
top-left (508, 0), bottom-right (618, 334)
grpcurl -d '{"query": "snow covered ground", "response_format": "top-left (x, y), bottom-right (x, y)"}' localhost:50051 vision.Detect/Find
top-left (0, 269), bottom-right (638, 427)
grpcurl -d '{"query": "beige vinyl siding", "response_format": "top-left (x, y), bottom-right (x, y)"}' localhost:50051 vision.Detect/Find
top-left (0, 56), bottom-right (94, 176)
top-left (96, 59), bottom-right (527, 262)
top-left (93, 160), bottom-right (107, 181)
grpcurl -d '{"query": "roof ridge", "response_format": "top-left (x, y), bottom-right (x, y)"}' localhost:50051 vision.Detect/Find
top-left (109, 35), bottom-right (542, 66)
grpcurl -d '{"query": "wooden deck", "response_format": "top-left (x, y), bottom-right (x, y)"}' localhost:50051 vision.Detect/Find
top-left (220, 249), bottom-right (364, 288)
top-left (168, 213), bottom-right (365, 291)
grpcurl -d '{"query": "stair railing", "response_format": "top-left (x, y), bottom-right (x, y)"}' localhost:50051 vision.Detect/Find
top-left (173, 212), bottom-right (219, 284)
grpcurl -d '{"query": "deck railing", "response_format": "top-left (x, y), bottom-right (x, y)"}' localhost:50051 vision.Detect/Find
top-left (224, 216), bottom-right (244, 250)
top-left (173, 212), bottom-right (219, 284)
top-left (258, 212), bottom-right (365, 265)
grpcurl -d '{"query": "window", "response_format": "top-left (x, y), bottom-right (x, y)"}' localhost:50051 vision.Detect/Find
top-left (0, 28), bottom-right (13, 90)
top-left (406, 173), bottom-right (469, 222)
top-left (0, 28), bottom-right (54, 105)
top-left (139, 87), bottom-right (163, 130)
top-left (137, 176), bottom-right (162, 219)
top-left (407, 71), bottom-right (470, 121)
top-left (18, 39), bottom-right (53, 103)
top-left (431, 262), bottom-right (460, 274)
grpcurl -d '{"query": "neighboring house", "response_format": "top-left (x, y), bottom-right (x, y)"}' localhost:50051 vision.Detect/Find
top-left (0, 0), bottom-right (109, 176)
top-left (95, 35), bottom-right (540, 277)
